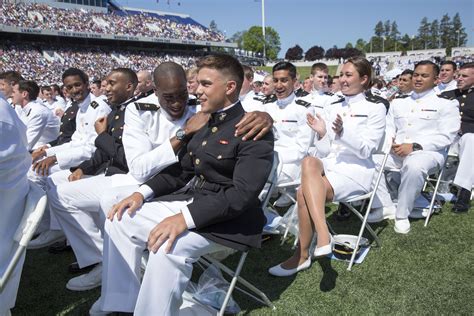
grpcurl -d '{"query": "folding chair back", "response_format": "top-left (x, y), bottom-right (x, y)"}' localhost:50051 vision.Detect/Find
top-left (0, 181), bottom-right (47, 291)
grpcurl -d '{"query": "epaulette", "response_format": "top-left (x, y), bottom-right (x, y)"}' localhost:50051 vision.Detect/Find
top-left (262, 94), bottom-right (277, 104)
top-left (295, 90), bottom-right (309, 97)
top-left (365, 93), bottom-right (390, 109)
top-left (295, 99), bottom-right (312, 108)
top-left (324, 91), bottom-right (334, 96)
top-left (330, 97), bottom-right (345, 105)
top-left (90, 101), bottom-right (99, 109)
top-left (253, 96), bottom-right (265, 102)
top-left (187, 98), bottom-right (199, 106)
top-left (135, 102), bottom-right (160, 111)
top-left (438, 91), bottom-right (456, 100)
top-left (395, 94), bottom-right (410, 99)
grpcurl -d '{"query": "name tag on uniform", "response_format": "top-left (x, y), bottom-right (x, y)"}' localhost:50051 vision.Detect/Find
top-left (351, 114), bottom-right (368, 117)
top-left (281, 120), bottom-right (298, 123)
top-left (421, 109), bottom-right (437, 112)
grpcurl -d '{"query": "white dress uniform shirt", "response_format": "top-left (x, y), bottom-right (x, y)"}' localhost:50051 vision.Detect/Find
top-left (434, 80), bottom-right (458, 94)
top-left (317, 92), bottom-right (387, 191)
top-left (0, 98), bottom-right (31, 313)
top-left (386, 89), bottom-right (460, 156)
top-left (298, 89), bottom-right (337, 114)
top-left (19, 100), bottom-right (60, 151)
top-left (240, 90), bottom-right (264, 112)
top-left (45, 94), bottom-right (111, 169)
top-left (44, 96), bottom-right (67, 113)
top-left (263, 93), bottom-right (314, 182)
top-left (373, 89), bottom-right (460, 218)
top-left (117, 95), bottom-right (196, 186)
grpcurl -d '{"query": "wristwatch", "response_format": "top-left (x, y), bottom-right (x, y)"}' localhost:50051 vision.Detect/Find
top-left (175, 129), bottom-right (188, 142)
top-left (412, 143), bottom-right (423, 151)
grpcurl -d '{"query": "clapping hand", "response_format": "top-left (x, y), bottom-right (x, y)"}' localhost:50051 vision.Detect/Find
top-left (307, 113), bottom-right (327, 138)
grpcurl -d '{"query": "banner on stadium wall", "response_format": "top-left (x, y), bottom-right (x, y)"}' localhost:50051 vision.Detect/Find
top-left (0, 25), bottom-right (237, 48)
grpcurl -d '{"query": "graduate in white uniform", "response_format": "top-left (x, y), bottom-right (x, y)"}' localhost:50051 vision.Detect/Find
top-left (0, 97), bottom-right (31, 316)
top-left (239, 65), bottom-right (262, 112)
top-left (26, 68), bottom-right (111, 249)
top-left (369, 61), bottom-right (460, 233)
top-left (262, 61), bottom-right (314, 207)
top-left (434, 61), bottom-right (458, 94)
top-left (269, 57), bottom-right (386, 276)
top-left (12, 80), bottom-right (60, 151)
top-left (0, 71), bottom-right (24, 118)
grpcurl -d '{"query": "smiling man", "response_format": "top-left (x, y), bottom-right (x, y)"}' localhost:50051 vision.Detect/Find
top-left (26, 68), bottom-right (111, 250)
top-left (434, 61), bottom-right (458, 94)
top-left (89, 54), bottom-right (274, 315)
top-left (262, 61), bottom-right (314, 206)
top-left (370, 60), bottom-right (460, 233)
top-left (441, 62), bottom-right (474, 213)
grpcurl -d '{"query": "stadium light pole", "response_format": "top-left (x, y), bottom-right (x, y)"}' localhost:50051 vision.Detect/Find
top-left (261, 0), bottom-right (266, 60)
top-left (382, 36), bottom-right (385, 52)
top-left (456, 30), bottom-right (460, 47)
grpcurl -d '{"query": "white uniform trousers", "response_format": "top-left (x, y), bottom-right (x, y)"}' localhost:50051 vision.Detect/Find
top-left (453, 133), bottom-right (474, 191)
top-left (98, 185), bottom-right (140, 223)
top-left (101, 200), bottom-right (225, 315)
top-left (47, 173), bottom-right (110, 268)
top-left (373, 151), bottom-right (442, 219)
top-left (0, 181), bottom-right (28, 313)
top-left (29, 164), bottom-right (65, 232)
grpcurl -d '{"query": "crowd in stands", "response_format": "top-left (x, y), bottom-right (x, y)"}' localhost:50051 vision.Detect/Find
top-left (0, 3), bottom-right (225, 42)
top-left (0, 42), bottom-right (197, 84)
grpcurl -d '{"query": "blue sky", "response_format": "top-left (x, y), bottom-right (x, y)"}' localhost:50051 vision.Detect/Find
top-left (116, 0), bottom-right (473, 57)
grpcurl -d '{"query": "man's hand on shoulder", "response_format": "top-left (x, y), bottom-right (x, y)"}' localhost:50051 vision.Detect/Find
top-left (235, 111), bottom-right (273, 141)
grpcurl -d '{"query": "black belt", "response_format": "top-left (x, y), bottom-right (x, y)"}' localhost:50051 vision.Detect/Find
top-left (192, 176), bottom-right (222, 192)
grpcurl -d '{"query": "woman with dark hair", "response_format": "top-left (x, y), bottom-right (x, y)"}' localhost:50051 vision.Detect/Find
top-left (269, 57), bottom-right (387, 276)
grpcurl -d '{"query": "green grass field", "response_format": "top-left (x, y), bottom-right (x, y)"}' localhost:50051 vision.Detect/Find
top-left (257, 66), bottom-right (339, 79)
top-left (12, 201), bottom-right (473, 315)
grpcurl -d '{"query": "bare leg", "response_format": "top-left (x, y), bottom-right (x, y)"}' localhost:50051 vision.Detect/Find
top-left (280, 157), bottom-right (334, 269)
top-left (300, 157), bottom-right (333, 248)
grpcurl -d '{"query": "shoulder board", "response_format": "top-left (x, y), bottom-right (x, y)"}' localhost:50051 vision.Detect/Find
top-left (263, 94), bottom-right (277, 104)
top-left (330, 98), bottom-right (345, 105)
top-left (253, 96), bottom-right (265, 101)
top-left (365, 94), bottom-right (390, 109)
top-left (295, 90), bottom-right (309, 97)
top-left (135, 102), bottom-right (160, 111)
top-left (90, 101), bottom-right (99, 109)
top-left (324, 91), bottom-right (334, 96)
top-left (295, 99), bottom-right (312, 108)
top-left (438, 91), bottom-right (456, 100)
top-left (187, 98), bottom-right (199, 106)
top-left (395, 94), bottom-right (409, 99)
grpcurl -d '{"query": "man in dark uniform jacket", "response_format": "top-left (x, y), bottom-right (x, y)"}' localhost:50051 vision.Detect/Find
top-left (91, 54), bottom-right (274, 315)
top-left (441, 62), bottom-right (474, 213)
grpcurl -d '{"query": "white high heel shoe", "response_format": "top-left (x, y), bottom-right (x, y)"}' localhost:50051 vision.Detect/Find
top-left (313, 235), bottom-right (334, 258)
top-left (268, 256), bottom-right (311, 277)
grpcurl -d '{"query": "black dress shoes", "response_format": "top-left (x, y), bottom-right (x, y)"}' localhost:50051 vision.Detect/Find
top-left (452, 188), bottom-right (472, 214)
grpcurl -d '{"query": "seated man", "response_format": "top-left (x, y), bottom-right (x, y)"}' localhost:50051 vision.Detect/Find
top-left (441, 62), bottom-right (474, 213)
top-left (27, 68), bottom-right (111, 249)
top-left (262, 61), bottom-right (314, 206)
top-left (12, 80), bottom-right (60, 151)
top-left (90, 54), bottom-right (274, 315)
top-left (369, 61), bottom-right (460, 233)
top-left (0, 97), bottom-right (31, 316)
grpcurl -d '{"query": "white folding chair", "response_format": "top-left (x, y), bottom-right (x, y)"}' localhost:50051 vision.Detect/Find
top-left (0, 181), bottom-right (47, 291)
top-left (196, 152), bottom-right (279, 315)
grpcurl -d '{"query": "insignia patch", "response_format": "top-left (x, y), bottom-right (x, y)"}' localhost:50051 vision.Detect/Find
top-left (135, 102), bottom-right (160, 111)
top-left (90, 101), bottom-right (99, 109)
top-left (295, 99), bottom-right (311, 107)
top-left (217, 112), bottom-right (227, 121)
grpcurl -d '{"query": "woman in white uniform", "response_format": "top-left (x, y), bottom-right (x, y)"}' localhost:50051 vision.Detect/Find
top-left (0, 97), bottom-right (31, 315)
top-left (269, 57), bottom-right (386, 276)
